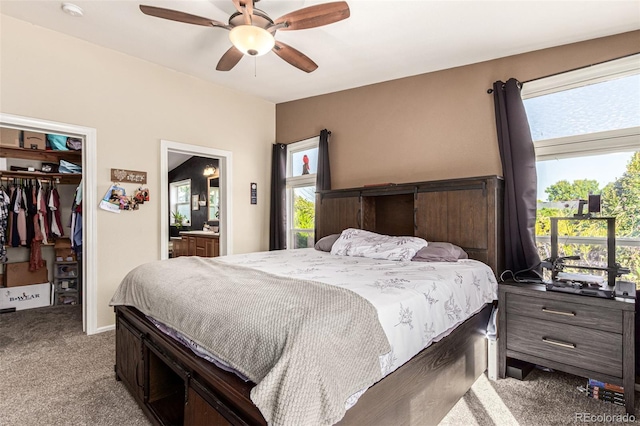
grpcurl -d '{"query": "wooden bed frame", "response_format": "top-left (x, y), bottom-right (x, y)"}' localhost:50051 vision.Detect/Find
top-left (115, 175), bottom-right (504, 426)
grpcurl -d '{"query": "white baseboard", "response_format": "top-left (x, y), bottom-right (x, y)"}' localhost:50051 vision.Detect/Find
top-left (91, 323), bottom-right (115, 335)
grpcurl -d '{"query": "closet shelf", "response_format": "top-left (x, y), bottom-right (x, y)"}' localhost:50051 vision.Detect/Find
top-left (0, 146), bottom-right (82, 163)
top-left (0, 170), bottom-right (81, 185)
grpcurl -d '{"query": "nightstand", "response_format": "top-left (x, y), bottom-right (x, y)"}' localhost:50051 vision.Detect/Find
top-left (498, 281), bottom-right (635, 414)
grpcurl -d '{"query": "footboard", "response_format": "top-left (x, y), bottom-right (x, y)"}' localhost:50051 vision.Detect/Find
top-left (115, 304), bottom-right (492, 426)
top-left (114, 305), bottom-right (266, 426)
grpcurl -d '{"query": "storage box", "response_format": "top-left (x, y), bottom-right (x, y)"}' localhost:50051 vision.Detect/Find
top-left (0, 283), bottom-right (52, 310)
top-left (55, 292), bottom-right (79, 305)
top-left (55, 263), bottom-right (78, 279)
top-left (22, 131), bottom-right (46, 150)
top-left (0, 127), bottom-right (21, 147)
top-left (5, 261), bottom-right (48, 287)
top-left (54, 238), bottom-right (75, 261)
top-left (506, 358), bottom-right (534, 380)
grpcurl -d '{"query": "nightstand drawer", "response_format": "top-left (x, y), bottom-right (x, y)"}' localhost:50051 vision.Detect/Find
top-left (505, 293), bottom-right (621, 333)
top-left (507, 314), bottom-right (622, 378)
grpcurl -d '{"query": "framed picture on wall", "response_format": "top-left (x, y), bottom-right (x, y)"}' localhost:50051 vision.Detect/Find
top-left (192, 194), bottom-right (199, 210)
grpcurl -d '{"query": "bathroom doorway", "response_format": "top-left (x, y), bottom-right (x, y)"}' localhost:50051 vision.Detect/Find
top-left (160, 140), bottom-right (233, 259)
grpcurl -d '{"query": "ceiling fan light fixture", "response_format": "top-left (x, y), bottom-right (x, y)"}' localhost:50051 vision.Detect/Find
top-left (229, 25), bottom-right (275, 57)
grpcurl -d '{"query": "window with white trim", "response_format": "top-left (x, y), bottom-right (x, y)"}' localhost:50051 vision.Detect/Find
top-left (522, 54), bottom-right (640, 284)
top-left (170, 179), bottom-right (191, 226)
top-left (286, 137), bottom-right (319, 249)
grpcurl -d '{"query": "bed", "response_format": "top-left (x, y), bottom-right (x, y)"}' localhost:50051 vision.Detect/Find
top-left (112, 175), bottom-right (504, 426)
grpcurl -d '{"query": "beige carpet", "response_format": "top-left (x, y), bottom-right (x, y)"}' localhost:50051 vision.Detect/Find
top-left (441, 369), bottom-right (637, 426)
top-left (0, 305), bottom-right (637, 425)
top-left (0, 305), bottom-right (149, 426)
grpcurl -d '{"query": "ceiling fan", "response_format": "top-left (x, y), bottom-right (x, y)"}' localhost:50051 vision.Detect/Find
top-left (139, 1), bottom-right (350, 73)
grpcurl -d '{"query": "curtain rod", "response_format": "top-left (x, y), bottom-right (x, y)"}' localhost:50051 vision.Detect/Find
top-left (277, 130), bottom-right (331, 145)
top-left (485, 53), bottom-right (639, 94)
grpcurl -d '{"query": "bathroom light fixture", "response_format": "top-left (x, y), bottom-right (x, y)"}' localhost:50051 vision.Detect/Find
top-left (203, 165), bottom-right (217, 177)
top-left (228, 25), bottom-right (275, 57)
top-left (61, 2), bottom-right (84, 17)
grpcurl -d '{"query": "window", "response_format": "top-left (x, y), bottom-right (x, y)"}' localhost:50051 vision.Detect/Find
top-left (208, 183), bottom-right (220, 222)
top-left (286, 137), bottom-right (319, 249)
top-left (170, 179), bottom-right (191, 226)
top-left (522, 54), bottom-right (640, 284)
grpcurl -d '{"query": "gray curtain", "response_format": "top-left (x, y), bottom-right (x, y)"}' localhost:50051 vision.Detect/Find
top-left (316, 129), bottom-right (331, 191)
top-left (269, 143), bottom-right (287, 250)
top-left (493, 78), bottom-right (541, 277)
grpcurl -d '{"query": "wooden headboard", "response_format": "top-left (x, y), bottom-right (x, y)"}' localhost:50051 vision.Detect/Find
top-left (316, 175), bottom-right (504, 276)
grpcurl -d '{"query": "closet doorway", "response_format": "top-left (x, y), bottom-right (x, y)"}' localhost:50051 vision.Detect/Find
top-left (160, 140), bottom-right (233, 259)
top-left (0, 113), bottom-right (97, 334)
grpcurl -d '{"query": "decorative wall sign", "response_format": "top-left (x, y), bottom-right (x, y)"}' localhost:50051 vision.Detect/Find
top-left (111, 168), bottom-right (147, 184)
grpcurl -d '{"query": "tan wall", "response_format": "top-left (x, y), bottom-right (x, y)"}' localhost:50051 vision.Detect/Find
top-left (1, 15), bottom-right (275, 329)
top-left (276, 31), bottom-right (640, 189)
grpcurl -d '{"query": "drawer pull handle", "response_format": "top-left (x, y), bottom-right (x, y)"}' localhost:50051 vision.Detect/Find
top-left (542, 337), bottom-right (576, 349)
top-left (542, 308), bottom-right (575, 317)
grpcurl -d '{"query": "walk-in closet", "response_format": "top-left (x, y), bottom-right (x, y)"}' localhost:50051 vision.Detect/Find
top-left (0, 126), bottom-right (84, 325)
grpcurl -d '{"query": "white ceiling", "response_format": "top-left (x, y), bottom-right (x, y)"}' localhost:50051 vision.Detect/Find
top-left (167, 152), bottom-right (193, 171)
top-left (1, 1), bottom-right (639, 104)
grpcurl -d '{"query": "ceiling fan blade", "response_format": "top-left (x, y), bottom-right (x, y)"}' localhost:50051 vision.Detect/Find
top-left (231, 0), bottom-right (252, 25)
top-left (216, 46), bottom-right (244, 71)
top-left (272, 41), bottom-right (318, 73)
top-left (140, 5), bottom-right (229, 29)
top-left (231, 0), bottom-right (243, 14)
top-left (274, 1), bottom-right (350, 31)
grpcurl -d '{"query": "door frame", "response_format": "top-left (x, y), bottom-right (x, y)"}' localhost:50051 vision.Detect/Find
top-left (160, 140), bottom-right (233, 258)
top-left (0, 113), bottom-right (98, 334)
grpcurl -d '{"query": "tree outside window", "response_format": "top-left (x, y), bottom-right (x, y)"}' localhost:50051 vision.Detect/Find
top-left (523, 57), bottom-right (640, 285)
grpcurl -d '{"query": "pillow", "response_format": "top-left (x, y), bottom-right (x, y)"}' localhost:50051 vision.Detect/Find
top-left (411, 242), bottom-right (468, 262)
top-left (314, 234), bottom-right (340, 252)
top-left (330, 228), bottom-right (427, 261)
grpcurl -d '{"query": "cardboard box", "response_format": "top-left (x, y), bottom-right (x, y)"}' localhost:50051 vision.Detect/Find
top-left (22, 131), bottom-right (46, 150)
top-left (54, 238), bottom-right (75, 261)
top-left (0, 283), bottom-right (52, 310)
top-left (0, 127), bottom-right (21, 147)
top-left (54, 238), bottom-right (72, 250)
top-left (5, 261), bottom-right (48, 287)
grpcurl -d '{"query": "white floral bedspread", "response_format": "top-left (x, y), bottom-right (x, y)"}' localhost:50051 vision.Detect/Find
top-left (218, 248), bottom-right (498, 378)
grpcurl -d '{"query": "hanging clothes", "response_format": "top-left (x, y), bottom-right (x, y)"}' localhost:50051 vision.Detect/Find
top-left (70, 180), bottom-right (83, 253)
top-left (72, 210), bottom-right (82, 252)
top-left (29, 180), bottom-right (45, 272)
top-left (15, 186), bottom-right (27, 246)
top-left (0, 187), bottom-right (10, 263)
top-left (8, 185), bottom-right (16, 247)
top-left (25, 183), bottom-right (36, 247)
top-left (37, 180), bottom-right (49, 245)
top-left (49, 187), bottom-right (64, 238)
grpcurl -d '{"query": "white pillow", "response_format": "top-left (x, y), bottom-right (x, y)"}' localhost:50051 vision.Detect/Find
top-left (330, 228), bottom-right (428, 261)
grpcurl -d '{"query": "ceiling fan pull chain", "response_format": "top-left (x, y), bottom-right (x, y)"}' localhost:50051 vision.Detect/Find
top-left (254, 57), bottom-right (257, 78)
